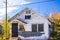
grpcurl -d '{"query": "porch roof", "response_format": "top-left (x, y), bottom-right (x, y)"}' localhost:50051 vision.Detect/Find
top-left (17, 19), bottom-right (27, 24)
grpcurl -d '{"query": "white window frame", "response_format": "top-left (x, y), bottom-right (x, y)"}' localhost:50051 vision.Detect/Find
top-left (32, 24), bottom-right (44, 33)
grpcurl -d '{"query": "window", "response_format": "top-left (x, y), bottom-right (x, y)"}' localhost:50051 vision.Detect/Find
top-left (38, 24), bottom-right (44, 32)
top-left (19, 25), bottom-right (25, 32)
top-left (32, 24), bottom-right (44, 32)
top-left (26, 10), bottom-right (31, 14)
top-left (32, 24), bottom-right (37, 32)
top-left (25, 15), bottom-right (31, 19)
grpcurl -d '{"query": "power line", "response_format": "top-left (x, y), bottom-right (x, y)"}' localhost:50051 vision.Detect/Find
top-left (0, 0), bottom-right (55, 8)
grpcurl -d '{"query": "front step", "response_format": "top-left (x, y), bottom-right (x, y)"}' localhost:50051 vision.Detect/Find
top-left (9, 37), bottom-right (18, 40)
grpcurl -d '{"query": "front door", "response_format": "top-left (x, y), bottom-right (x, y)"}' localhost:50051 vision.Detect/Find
top-left (12, 23), bottom-right (18, 37)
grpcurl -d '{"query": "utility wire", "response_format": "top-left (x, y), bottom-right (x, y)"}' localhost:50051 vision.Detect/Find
top-left (0, 0), bottom-right (55, 8)
top-left (9, 0), bottom-right (55, 7)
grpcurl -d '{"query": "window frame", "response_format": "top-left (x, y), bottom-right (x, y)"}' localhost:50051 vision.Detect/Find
top-left (32, 24), bottom-right (44, 32)
top-left (25, 15), bottom-right (31, 19)
top-left (32, 24), bottom-right (37, 32)
top-left (38, 24), bottom-right (44, 32)
top-left (26, 10), bottom-right (31, 14)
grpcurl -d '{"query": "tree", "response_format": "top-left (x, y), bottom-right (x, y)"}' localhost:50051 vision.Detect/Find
top-left (1, 15), bottom-right (10, 40)
top-left (50, 19), bottom-right (60, 40)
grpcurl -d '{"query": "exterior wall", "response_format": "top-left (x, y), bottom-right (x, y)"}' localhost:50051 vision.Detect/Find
top-left (24, 24), bottom-right (31, 31)
top-left (24, 22), bottom-right (49, 39)
top-left (44, 22), bottom-right (49, 39)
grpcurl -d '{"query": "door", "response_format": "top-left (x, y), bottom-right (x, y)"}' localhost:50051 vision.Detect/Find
top-left (12, 23), bottom-right (18, 37)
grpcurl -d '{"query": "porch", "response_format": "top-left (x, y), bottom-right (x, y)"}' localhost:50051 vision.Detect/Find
top-left (18, 32), bottom-right (44, 37)
top-left (18, 32), bottom-right (47, 40)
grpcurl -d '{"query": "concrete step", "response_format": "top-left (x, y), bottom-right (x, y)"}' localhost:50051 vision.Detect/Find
top-left (9, 37), bottom-right (18, 40)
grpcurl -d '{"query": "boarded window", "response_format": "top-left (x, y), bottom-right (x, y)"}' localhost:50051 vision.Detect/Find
top-left (38, 24), bottom-right (44, 32)
top-left (32, 24), bottom-right (37, 32)
top-left (25, 15), bottom-right (31, 19)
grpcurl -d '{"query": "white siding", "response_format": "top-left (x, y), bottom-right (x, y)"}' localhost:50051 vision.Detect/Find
top-left (44, 22), bottom-right (49, 39)
top-left (24, 24), bottom-right (31, 31)
top-left (17, 12), bottom-right (47, 24)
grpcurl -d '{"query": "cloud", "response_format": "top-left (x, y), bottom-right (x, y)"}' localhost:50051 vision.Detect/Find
top-left (7, 0), bottom-right (30, 6)
top-left (0, 0), bottom-right (30, 18)
top-left (0, 7), bottom-right (17, 16)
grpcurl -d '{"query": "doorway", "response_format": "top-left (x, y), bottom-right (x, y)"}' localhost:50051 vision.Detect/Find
top-left (12, 23), bottom-right (18, 37)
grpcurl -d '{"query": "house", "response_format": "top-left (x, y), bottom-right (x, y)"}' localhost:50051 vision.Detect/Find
top-left (0, 20), bottom-right (3, 34)
top-left (8, 8), bottom-right (51, 40)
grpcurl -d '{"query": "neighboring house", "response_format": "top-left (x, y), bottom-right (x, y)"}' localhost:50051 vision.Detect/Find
top-left (0, 20), bottom-right (3, 34)
top-left (8, 8), bottom-right (51, 40)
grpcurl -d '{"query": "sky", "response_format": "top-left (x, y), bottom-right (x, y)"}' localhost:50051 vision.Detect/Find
top-left (0, 0), bottom-right (60, 19)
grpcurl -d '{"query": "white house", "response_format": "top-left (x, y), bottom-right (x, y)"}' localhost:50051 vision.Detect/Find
top-left (9, 8), bottom-right (51, 40)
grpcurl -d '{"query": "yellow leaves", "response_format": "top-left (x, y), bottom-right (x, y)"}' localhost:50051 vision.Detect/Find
top-left (1, 18), bottom-right (10, 40)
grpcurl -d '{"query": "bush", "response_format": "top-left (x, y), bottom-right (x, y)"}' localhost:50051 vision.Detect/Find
top-left (50, 31), bottom-right (57, 37)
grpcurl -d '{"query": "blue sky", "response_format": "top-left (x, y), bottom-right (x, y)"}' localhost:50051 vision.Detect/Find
top-left (0, 0), bottom-right (60, 19)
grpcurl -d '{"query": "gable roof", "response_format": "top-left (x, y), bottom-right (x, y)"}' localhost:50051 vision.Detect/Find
top-left (8, 8), bottom-right (31, 22)
top-left (17, 19), bottom-right (27, 24)
top-left (8, 8), bottom-right (50, 24)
